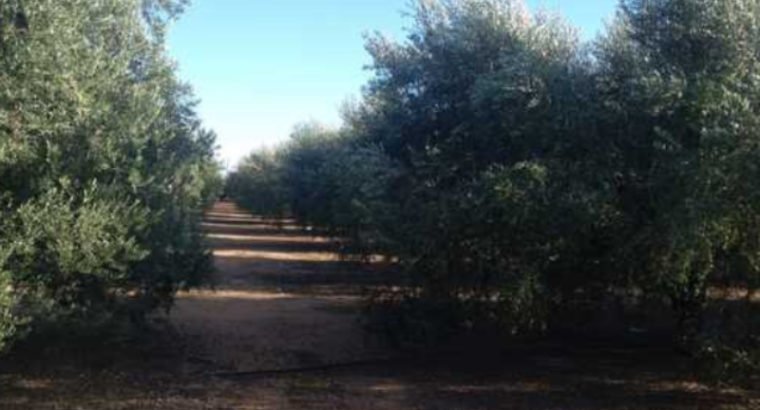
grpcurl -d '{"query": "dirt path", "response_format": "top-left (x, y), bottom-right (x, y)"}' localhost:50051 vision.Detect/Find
top-left (1, 201), bottom-right (758, 409)
top-left (172, 201), bottom-right (388, 374)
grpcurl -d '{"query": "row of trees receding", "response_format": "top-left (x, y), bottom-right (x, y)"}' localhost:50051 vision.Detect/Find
top-left (0, 0), bottom-right (222, 351)
top-left (229, 0), bottom-right (758, 384)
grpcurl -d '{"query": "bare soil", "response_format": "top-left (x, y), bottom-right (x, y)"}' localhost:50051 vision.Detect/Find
top-left (0, 201), bottom-right (757, 409)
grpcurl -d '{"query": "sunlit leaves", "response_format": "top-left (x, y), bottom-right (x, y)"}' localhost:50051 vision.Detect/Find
top-left (0, 0), bottom-right (219, 350)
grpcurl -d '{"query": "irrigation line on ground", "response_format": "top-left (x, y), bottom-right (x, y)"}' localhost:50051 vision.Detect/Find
top-left (212, 356), bottom-right (401, 379)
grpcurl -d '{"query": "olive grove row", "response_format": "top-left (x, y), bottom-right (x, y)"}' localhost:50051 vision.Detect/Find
top-left (0, 0), bottom-right (222, 350)
top-left (229, 0), bottom-right (759, 383)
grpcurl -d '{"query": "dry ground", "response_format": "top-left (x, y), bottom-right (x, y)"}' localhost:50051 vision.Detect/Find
top-left (0, 201), bottom-right (757, 409)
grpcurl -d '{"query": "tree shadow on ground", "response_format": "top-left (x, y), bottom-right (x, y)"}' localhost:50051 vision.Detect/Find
top-left (2, 203), bottom-right (756, 409)
top-left (3, 326), bottom-right (757, 410)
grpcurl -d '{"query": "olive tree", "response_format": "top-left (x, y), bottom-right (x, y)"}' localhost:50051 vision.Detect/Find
top-left (0, 0), bottom-right (220, 351)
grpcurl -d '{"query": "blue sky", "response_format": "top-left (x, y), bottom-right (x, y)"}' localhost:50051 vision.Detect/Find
top-left (168, 1), bottom-right (617, 168)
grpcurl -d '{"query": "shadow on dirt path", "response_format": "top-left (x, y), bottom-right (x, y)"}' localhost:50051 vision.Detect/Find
top-left (172, 201), bottom-right (390, 373)
top-left (1, 201), bottom-right (757, 409)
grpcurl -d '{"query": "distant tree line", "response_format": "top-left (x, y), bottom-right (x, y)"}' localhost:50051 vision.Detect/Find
top-left (229, 0), bottom-right (759, 384)
top-left (0, 0), bottom-right (222, 351)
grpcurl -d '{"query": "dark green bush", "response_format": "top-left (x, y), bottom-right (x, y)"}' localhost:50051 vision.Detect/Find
top-left (230, 0), bottom-right (759, 383)
top-left (0, 0), bottom-right (220, 351)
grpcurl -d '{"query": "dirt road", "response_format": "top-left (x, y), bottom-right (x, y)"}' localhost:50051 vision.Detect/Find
top-left (1, 202), bottom-right (757, 409)
top-left (173, 201), bottom-right (388, 374)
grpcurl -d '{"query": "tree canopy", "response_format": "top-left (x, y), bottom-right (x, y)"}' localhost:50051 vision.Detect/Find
top-left (229, 0), bottom-right (759, 383)
top-left (0, 0), bottom-right (221, 350)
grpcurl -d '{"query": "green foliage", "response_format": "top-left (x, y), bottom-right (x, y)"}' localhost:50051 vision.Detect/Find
top-left (229, 122), bottom-right (401, 254)
top-left (0, 0), bottom-right (219, 351)
top-left (227, 148), bottom-right (289, 217)
top-left (231, 0), bottom-right (759, 384)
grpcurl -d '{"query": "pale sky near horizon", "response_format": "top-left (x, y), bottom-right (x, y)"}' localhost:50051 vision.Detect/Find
top-left (167, 1), bottom-right (617, 169)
